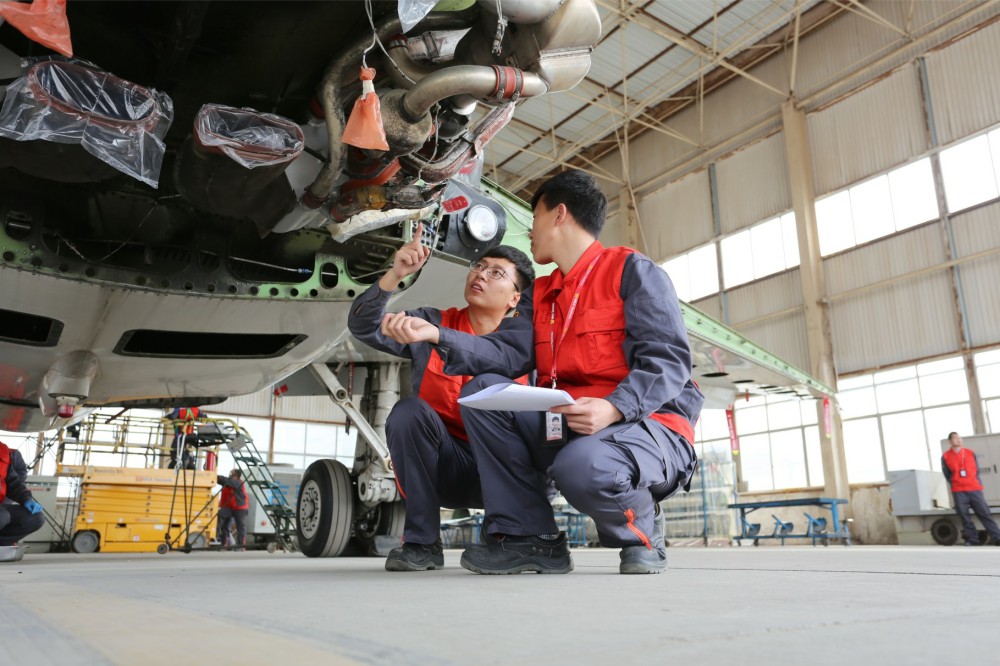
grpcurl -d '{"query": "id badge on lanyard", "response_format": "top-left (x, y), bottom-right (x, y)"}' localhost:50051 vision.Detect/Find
top-left (544, 254), bottom-right (601, 447)
top-left (545, 411), bottom-right (566, 445)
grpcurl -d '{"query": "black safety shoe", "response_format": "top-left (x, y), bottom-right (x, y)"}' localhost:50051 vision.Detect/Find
top-left (384, 541), bottom-right (444, 572)
top-left (460, 532), bottom-right (573, 574)
top-left (620, 504), bottom-right (667, 574)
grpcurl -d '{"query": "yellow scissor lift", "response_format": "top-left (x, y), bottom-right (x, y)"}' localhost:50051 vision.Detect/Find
top-left (57, 413), bottom-right (222, 554)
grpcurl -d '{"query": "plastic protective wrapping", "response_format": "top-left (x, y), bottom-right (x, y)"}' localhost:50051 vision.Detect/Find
top-left (0, 59), bottom-right (173, 188)
top-left (397, 0), bottom-right (438, 33)
top-left (194, 103), bottom-right (305, 168)
top-left (0, 0), bottom-right (73, 57)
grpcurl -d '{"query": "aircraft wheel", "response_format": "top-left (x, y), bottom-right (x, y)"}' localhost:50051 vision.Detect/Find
top-left (71, 530), bottom-right (100, 554)
top-left (297, 459), bottom-right (354, 558)
top-left (266, 541), bottom-right (277, 554)
top-left (930, 518), bottom-right (958, 546)
top-left (156, 543), bottom-right (169, 555)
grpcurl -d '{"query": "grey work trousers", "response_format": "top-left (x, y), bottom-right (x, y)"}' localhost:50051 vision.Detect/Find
top-left (0, 501), bottom-right (45, 546)
top-left (460, 374), bottom-right (698, 548)
top-left (953, 490), bottom-right (1000, 544)
top-left (385, 397), bottom-right (483, 545)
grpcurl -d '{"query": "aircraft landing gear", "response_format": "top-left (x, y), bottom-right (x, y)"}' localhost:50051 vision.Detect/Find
top-left (296, 362), bottom-right (404, 559)
top-left (297, 459), bottom-right (355, 558)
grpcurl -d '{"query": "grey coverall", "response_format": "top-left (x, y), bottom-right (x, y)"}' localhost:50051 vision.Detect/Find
top-left (436, 250), bottom-right (703, 547)
top-left (348, 284), bottom-right (523, 545)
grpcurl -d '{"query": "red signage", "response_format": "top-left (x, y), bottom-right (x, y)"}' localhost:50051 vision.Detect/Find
top-left (823, 396), bottom-right (832, 439)
top-left (726, 407), bottom-right (739, 456)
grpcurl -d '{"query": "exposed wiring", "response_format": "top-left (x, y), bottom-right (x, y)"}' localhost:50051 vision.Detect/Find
top-left (364, 0), bottom-right (416, 85)
top-left (492, 0), bottom-right (507, 55)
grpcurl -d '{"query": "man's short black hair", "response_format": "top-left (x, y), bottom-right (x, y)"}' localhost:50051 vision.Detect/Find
top-left (482, 245), bottom-right (535, 292)
top-left (947, 431), bottom-right (959, 441)
top-left (530, 169), bottom-right (607, 238)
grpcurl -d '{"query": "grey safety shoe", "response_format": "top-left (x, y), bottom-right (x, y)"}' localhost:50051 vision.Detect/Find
top-left (460, 532), bottom-right (573, 574)
top-left (620, 504), bottom-right (667, 574)
top-left (385, 540), bottom-right (444, 572)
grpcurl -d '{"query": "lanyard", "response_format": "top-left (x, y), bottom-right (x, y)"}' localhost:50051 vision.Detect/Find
top-left (548, 254), bottom-right (601, 388)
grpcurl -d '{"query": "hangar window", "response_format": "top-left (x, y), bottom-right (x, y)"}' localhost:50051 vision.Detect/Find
top-left (0, 307), bottom-right (63, 347)
top-left (940, 131), bottom-right (1000, 213)
top-left (114, 330), bottom-right (305, 358)
top-left (720, 213), bottom-right (799, 289)
top-left (661, 242), bottom-right (719, 301)
top-left (975, 348), bottom-right (1000, 432)
top-left (696, 396), bottom-right (824, 493)
top-left (817, 158), bottom-right (937, 256)
top-left (838, 356), bottom-right (974, 484)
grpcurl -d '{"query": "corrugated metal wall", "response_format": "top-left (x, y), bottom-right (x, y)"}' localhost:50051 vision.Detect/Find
top-left (274, 396), bottom-right (346, 423)
top-left (951, 201), bottom-right (1000, 348)
top-left (637, 169), bottom-right (713, 259)
top-left (807, 65), bottom-right (927, 196)
top-left (615, 2), bottom-right (1000, 376)
top-left (715, 132), bottom-right (791, 234)
top-left (924, 18), bottom-right (1000, 146)
top-left (825, 225), bottom-right (960, 373)
top-left (726, 270), bottom-right (809, 371)
top-left (690, 294), bottom-right (723, 323)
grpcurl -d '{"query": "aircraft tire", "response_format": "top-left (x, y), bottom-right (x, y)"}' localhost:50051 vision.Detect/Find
top-left (296, 459), bottom-right (354, 558)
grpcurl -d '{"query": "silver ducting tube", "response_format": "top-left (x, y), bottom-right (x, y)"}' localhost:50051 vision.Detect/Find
top-left (308, 12), bottom-right (474, 206)
top-left (402, 65), bottom-right (548, 121)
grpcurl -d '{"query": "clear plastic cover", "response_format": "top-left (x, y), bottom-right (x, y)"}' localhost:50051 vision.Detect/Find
top-left (0, 58), bottom-right (173, 188)
top-left (397, 0), bottom-right (439, 33)
top-left (195, 103), bottom-right (305, 169)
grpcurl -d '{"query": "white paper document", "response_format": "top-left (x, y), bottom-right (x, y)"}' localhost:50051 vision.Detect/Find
top-left (457, 383), bottom-right (575, 411)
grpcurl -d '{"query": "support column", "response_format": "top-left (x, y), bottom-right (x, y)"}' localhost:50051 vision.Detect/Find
top-left (619, 186), bottom-right (643, 253)
top-left (781, 100), bottom-right (850, 505)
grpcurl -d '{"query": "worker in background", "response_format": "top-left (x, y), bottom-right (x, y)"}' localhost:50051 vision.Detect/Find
top-left (167, 406), bottom-right (202, 470)
top-left (349, 224), bottom-right (535, 572)
top-left (381, 170), bottom-right (703, 575)
top-left (0, 440), bottom-right (45, 561)
top-left (942, 432), bottom-right (1000, 546)
top-left (216, 469), bottom-right (249, 551)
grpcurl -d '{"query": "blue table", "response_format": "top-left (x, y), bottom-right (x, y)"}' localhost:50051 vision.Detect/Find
top-left (730, 497), bottom-right (851, 546)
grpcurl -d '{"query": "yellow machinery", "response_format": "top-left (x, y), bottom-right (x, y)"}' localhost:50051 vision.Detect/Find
top-left (54, 412), bottom-right (222, 554)
top-left (71, 466), bottom-right (218, 554)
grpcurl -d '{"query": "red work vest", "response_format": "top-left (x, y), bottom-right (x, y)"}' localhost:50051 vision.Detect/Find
top-left (174, 407), bottom-right (200, 435)
top-left (221, 481), bottom-right (249, 510)
top-left (0, 442), bottom-right (10, 504)
top-left (533, 242), bottom-right (695, 444)
top-left (943, 447), bottom-right (983, 492)
top-left (418, 307), bottom-right (527, 441)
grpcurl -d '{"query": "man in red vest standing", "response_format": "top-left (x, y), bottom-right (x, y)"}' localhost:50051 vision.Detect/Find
top-left (216, 469), bottom-right (249, 550)
top-left (349, 226), bottom-right (534, 572)
top-left (167, 406), bottom-right (202, 470)
top-left (1, 440), bottom-right (45, 562)
top-left (382, 170), bottom-right (703, 575)
top-left (942, 432), bottom-right (1000, 546)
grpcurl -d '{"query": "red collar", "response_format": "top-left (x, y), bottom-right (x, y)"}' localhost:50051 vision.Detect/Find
top-left (550, 240), bottom-right (604, 292)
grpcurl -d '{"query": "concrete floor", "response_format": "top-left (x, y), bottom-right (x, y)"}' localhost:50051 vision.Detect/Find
top-left (1, 545), bottom-right (998, 666)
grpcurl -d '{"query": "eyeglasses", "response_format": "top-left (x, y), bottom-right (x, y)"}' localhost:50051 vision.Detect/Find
top-left (469, 260), bottom-right (519, 291)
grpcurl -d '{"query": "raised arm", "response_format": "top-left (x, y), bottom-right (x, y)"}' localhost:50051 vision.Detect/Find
top-left (347, 224), bottom-right (436, 358)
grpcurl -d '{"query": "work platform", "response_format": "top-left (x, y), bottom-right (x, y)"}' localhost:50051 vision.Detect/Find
top-left (2, 547), bottom-right (998, 665)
